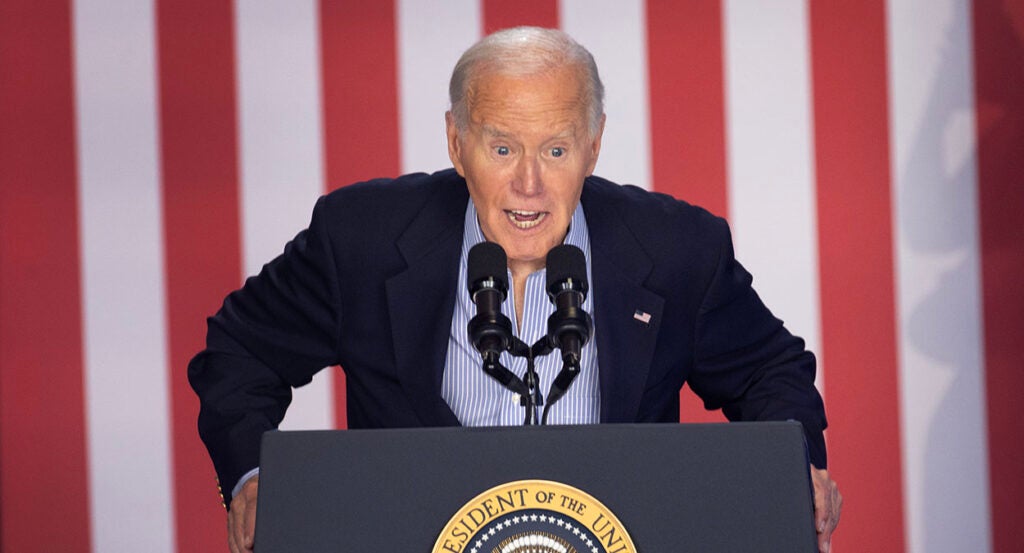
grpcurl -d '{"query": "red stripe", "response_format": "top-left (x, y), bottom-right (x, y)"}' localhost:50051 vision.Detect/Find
top-left (972, 2), bottom-right (1024, 551)
top-left (319, 1), bottom-right (400, 189)
top-left (645, 0), bottom-right (729, 424)
top-left (482, 0), bottom-right (559, 34)
top-left (156, 0), bottom-right (243, 548)
top-left (646, 0), bottom-right (729, 218)
top-left (0, 2), bottom-right (91, 551)
top-left (319, 1), bottom-right (402, 428)
top-left (810, 2), bottom-right (905, 550)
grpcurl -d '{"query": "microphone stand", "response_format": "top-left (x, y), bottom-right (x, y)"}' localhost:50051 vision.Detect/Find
top-left (480, 335), bottom-right (544, 426)
top-left (507, 338), bottom-right (538, 425)
top-left (478, 334), bottom-right (585, 426)
top-left (482, 314), bottom-right (592, 426)
top-left (518, 337), bottom-right (552, 426)
top-left (469, 243), bottom-right (591, 426)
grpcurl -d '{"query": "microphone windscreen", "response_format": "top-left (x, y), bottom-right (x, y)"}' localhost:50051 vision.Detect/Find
top-left (468, 242), bottom-right (509, 294)
top-left (546, 244), bottom-right (588, 296)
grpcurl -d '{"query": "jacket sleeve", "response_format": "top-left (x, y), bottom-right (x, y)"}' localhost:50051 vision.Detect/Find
top-left (686, 218), bottom-right (828, 468)
top-left (187, 195), bottom-right (345, 501)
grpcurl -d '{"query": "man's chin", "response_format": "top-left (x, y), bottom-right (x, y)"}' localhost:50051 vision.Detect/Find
top-left (504, 250), bottom-right (549, 275)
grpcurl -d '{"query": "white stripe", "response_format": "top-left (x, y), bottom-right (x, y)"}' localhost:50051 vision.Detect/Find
top-left (235, 0), bottom-right (333, 431)
top-left (722, 0), bottom-right (823, 391)
top-left (886, 1), bottom-right (991, 551)
top-left (560, 0), bottom-right (652, 191)
top-left (73, 0), bottom-right (175, 550)
top-left (396, 0), bottom-right (481, 174)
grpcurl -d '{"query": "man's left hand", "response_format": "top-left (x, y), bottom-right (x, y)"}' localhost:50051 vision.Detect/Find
top-left (810, 465), bottom-right (842, 553)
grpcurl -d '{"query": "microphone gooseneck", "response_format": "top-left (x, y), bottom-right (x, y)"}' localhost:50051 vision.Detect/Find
top-left (542, 245), bottom-right (593, 423)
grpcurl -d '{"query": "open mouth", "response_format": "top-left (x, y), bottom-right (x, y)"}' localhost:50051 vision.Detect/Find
top-left (505, 209), bottom-right (547, 230)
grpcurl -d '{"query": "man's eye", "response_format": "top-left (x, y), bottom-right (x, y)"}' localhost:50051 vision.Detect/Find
top-left (551, 147), bottom-right (565, 158)
top-left (495, 146), bottom-right (510, 156)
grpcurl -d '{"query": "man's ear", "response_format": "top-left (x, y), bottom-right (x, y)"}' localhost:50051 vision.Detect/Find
top-left (586, 114), bottom-right (606, 176)
top-left (445, 111), bottom-right (465, 176)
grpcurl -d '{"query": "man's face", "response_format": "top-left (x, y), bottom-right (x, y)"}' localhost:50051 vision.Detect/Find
top-left (446, 66), bottom-right (604, 275)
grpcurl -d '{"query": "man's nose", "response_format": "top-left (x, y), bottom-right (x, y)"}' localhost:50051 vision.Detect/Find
top-left (513, 156), bottom-right (542, 196)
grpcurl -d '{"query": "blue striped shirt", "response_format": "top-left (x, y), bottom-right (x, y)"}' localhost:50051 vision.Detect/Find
top-left (441, 200), bottom-right (600, 426)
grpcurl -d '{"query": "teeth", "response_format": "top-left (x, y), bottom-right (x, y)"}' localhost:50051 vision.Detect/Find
top-left (506, 210), bottom-right (546, 229)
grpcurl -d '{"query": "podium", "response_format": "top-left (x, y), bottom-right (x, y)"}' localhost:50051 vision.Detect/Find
top-left (254, 422), bottom-right (816, 552)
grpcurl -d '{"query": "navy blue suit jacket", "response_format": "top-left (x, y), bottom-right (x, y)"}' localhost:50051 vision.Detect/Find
top-left (188, 169), bottom-right (827, 495)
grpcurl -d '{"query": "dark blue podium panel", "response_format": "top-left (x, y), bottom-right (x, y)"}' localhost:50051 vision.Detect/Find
top-left (255, 422), bottom-right (815, 552)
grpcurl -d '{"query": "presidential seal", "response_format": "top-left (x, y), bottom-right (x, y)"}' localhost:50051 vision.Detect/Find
top-left (433, 480), bottom-right (635, 553)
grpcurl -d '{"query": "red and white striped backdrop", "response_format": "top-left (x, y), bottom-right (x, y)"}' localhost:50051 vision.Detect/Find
top-left (1, 1), bottom-right (1021, 552)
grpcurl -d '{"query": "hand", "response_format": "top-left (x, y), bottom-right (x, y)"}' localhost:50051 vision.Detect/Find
top-left (227, 475), bottom-right (259, 553)
top-left (810, 465), bottom-right (842, 553)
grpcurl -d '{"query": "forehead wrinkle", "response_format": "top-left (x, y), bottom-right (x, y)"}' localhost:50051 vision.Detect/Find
top-left (464, 71), bottom-right (591, 147)
top-left (472, 93), bottom-right (584, 122)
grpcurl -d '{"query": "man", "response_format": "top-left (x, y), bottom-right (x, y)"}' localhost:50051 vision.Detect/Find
top-left (189, 27), bottom-right (841, 553)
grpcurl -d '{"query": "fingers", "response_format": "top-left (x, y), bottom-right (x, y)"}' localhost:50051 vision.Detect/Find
top-left (227, 501), bottom-right (253, 553)
top-left (227, 475), bottom-right (260, 552)
top-left (227, 507), bottom-right (243, 553)
top-left (243, 490), bottom-right (258, 549)
top-left (810, 465), bottom-right (842, 553)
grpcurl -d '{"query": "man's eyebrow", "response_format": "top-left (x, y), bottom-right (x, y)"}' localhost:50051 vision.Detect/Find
top-left (481, 125), bottom-right (510, 138)
top-left (480, 125), bottom-right (577, 141)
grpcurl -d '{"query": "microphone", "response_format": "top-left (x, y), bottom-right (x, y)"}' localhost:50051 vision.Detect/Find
top-left (545, 245), bottom-right (593, 370)
top-left (467, 242), bottom-right (536, 424)
top-left (541, 244), bottom-right (593, 423)
top-left (467, 242), bottom-right (513, 365)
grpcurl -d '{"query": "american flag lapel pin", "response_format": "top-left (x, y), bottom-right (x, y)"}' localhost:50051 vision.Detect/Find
top-left (633, 309), bottom-right (652, 325)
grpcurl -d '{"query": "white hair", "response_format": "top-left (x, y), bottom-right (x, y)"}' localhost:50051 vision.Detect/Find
top-left (448, 26), bottom-right (605, 137)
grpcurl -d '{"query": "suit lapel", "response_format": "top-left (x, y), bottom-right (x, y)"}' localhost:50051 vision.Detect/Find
top-left (385, 175), bottom-right (467, 427)
top-left (582, 186), bottom-right (666, 423)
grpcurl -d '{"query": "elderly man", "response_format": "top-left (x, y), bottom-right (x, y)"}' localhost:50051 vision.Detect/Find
top-left (189, 26), bottom-right (841, 553)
